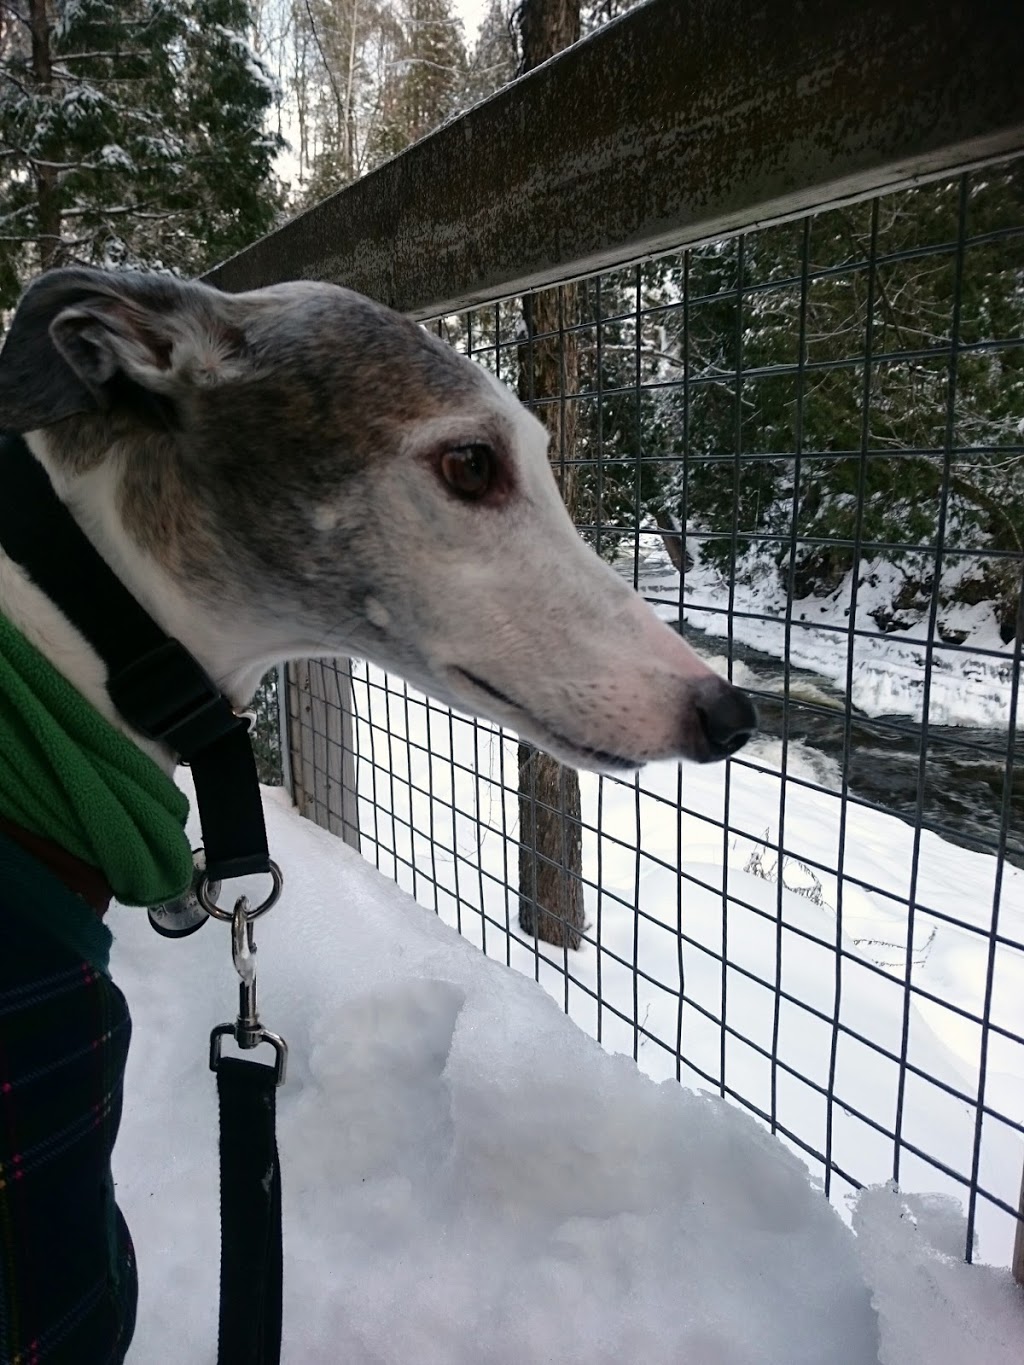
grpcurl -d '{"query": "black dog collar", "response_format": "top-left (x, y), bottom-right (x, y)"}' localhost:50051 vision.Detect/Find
top-left (0, 431), bottom-right (272, 887)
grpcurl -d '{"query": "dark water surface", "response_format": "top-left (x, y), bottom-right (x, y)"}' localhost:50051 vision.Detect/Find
top-left (716, 637), bottom-right (1022, 872)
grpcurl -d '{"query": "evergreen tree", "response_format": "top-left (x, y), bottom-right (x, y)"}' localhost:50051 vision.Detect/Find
top-left (0, 0), bottom-right (283, 305)
top-left (367, 0), bottom-right (465, 165)
top-left (180, 0), bottom-right (287, 259)
top-left (462, 0), bottom-right (515, 107)
top-left (566, 169), bottom-right (1024, 640)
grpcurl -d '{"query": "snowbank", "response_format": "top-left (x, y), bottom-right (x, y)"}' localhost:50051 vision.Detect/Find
top-left (853, 1187), bottom-right (1024, 1365)
top-left (342, 663), bottom-right (1024, 1266)
top-left (634, 539), bottom-right (1020, 729)
top-left (109, 780), bottom-right (1024, 1364)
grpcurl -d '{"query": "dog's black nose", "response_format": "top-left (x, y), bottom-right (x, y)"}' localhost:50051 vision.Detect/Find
top-left (695, 680), bottom-right (758, 760)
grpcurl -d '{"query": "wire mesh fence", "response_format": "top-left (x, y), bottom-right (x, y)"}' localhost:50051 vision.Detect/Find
top-left (261, 158), bottom-right (1024, 1270)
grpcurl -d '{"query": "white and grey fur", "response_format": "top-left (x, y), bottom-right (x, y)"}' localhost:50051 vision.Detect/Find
top-left (0, 267), bottom-right (755, 775)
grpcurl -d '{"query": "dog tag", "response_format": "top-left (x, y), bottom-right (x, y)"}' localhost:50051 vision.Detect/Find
top-left (148, 848), bottom-right (218, 938)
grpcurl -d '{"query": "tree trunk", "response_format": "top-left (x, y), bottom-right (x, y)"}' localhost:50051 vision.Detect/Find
top-left (515, 0), bottom-right (583, 951)
top-left (28, 0), bottom-right (60, 269)
top-left (518, 0), bottom-right (580, 70)
top-left (654, 508), bottom-right (692, 574)
top-left (517, 739), bottom-right (583, 948)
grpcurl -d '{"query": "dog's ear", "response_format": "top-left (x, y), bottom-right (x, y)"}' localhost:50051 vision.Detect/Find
top-left (0, 267), bottom-right (239, 432)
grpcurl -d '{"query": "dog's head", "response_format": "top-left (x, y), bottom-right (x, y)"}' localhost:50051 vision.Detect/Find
top-left (0, 267), bottom-right (755, 771)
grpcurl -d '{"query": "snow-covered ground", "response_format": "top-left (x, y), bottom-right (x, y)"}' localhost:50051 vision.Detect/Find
top-left (631, 536), bottom-right (1020, 729)
top-left (334, 660), bottom-right (1024, 1271)
top-left (111, 778), bottom-right (1024, 1365)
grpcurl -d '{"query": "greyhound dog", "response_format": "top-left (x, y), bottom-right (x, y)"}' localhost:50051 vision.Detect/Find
top-left (0, 267), bottom-right (754, 1364)
top-left (0, 267), bottom-right (754, 774)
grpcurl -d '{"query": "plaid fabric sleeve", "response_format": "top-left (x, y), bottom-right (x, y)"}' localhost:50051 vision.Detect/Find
top-left (0, 886), bottom-right (136, 1365)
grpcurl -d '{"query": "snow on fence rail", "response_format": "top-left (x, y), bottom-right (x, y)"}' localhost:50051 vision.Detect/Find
top-left (229, 0), bottom-right (1024, 1277)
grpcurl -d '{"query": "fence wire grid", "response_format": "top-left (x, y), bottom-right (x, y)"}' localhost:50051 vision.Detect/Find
top-left (260, 160), bottom-right (1024, 1270)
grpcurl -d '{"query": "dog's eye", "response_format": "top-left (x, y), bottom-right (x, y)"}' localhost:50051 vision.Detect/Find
top-left (439, 444), bottom-right (494, 500)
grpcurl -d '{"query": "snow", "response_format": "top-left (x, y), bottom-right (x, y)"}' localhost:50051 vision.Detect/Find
top-left (96, 143), bottom-right (136, 173)
top-left (853, 1187), bottom-right (1024, 1365)
top-left (332, 658), bottom-right (1024, 1268)
top-left (633, 537), bottom-right (1020, 729)
top-left (53, 0), bottom-right (87, 44)
top-left (60, 84), bottom-right (107, 123)
top-left (137, 133), bottom-right (186, 164)
top-left (210, 21), bottom-right (283, 101)
top-left (109, 774), bottom-right (1024, 1364)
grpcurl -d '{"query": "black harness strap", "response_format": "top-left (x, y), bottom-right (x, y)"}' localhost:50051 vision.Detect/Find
top-left (0, 432), bottom-right (283, 1365)
top-left (217, 1057), bottom-right (283, 1365)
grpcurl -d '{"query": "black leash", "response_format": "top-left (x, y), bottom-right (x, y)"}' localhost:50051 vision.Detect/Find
top-left (217, 1057), bottom-right (283, 1365)
top-left (0, 432), bottom-right (285, 1365)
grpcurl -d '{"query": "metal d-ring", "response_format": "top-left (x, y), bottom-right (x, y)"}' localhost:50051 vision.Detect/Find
top-left (196, 859), bottom-right (283, 923)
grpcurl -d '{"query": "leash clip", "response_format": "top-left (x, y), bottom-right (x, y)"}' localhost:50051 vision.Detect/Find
top-left (210, 896), bottom-right (288, 1086)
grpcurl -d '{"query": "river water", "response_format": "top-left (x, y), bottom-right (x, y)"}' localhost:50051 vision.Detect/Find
top-left (720, 638), bottom-right (1023, 872)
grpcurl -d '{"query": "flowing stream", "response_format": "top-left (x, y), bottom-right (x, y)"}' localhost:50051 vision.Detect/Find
top-left (707, 636), bottom-right (1023, 872)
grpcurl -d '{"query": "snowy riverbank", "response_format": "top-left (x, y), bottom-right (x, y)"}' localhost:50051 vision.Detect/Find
top-left (632, 537), bottom-right (1020, 730)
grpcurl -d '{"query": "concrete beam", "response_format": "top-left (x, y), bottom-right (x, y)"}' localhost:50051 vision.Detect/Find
top-left (205, 0), bottom-right (1024, 319)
